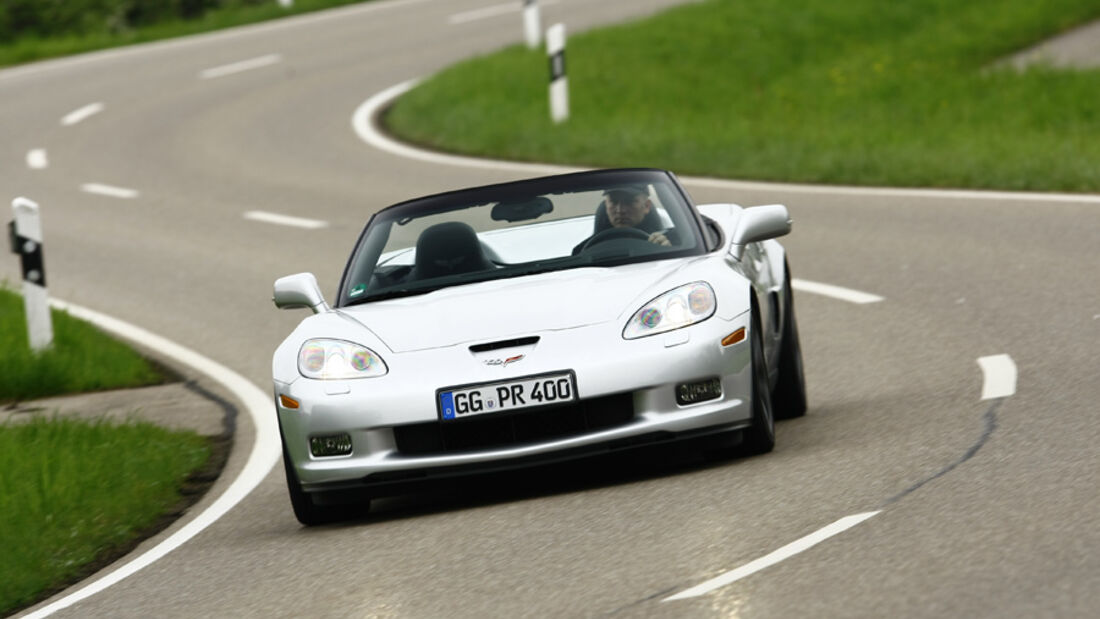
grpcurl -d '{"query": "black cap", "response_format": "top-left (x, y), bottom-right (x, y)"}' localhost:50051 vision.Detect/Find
top-left (603, 184), bottom-right (648, 197)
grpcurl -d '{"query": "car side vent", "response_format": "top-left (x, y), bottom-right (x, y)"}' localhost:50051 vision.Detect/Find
top-left (469, 336), bottom-right (540, 353)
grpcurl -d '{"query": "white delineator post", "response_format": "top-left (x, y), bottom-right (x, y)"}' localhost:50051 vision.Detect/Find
top-left (523, 0), bottom-right (541, 49)
top-left (547, 23), bottom-right (569, 123)
top-left (10, 197), bottom-right (53, 352)
top-left (277, 0), bottom-right (294, 8)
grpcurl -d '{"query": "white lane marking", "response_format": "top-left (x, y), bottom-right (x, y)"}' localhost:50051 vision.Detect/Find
top-left (200, 53), bottom-right (282, 79)
top-left (26, 149), bottom-right (49, 169)
top-left (353, 79), bottom-right (584, 175)
top-left (24, 300), bottom-right (280, 619)
top-left (81, 183), bottom-right (140, 199)
top-left (244, 210), bottom-right (328, 229)
top-left (663, 511), bottom-right (882, 601)
top-left (791, 278), bottom-right (884, 304)
top-left (352, 79), bottom-right (1100, 205)
top-left (449, 0), bottom-right (558, 24)
top-left (0, 0), bottom-right (437, 83)
top-left (978, 354), bottom-right (1017, 400)
top-left (61, 102), bottom-right (105, 126)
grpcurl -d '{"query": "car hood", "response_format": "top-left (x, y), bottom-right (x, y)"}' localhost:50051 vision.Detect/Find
top-left (339, 261), bottom-right (696, 353)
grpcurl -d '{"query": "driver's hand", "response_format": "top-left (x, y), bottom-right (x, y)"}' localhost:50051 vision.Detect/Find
top-left (647, 231), bottom-right (671, 247)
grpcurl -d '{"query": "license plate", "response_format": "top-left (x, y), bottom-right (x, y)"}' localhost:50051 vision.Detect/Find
top-left (438, 372), bottom-right (576, 421)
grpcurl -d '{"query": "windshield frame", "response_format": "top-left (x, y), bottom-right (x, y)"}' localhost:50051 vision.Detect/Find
top-left (335, 168), bottom-right (707, 308)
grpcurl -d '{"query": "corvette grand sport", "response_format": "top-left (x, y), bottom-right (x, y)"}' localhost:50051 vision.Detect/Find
top-left (272, 168), bottom-right (806, 525)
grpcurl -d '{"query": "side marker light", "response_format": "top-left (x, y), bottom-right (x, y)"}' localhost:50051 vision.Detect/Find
top-left (721, 328), bottom-right (746, 347)
top-left (279, 394), bottom-right (300, 409)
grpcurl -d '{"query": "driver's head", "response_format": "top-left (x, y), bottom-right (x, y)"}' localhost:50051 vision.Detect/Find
top-left (603, 185), bottom-right (652, 228)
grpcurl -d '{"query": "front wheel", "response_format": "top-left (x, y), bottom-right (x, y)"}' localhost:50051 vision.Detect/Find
top-left (283, 444), bottom-right (370, 526)
top-left (283, 446), bottom-right (328, 526)
top-left (772, 262), bottom-right (807, 419)
top-left (742, 300), bottom-right (776, 455)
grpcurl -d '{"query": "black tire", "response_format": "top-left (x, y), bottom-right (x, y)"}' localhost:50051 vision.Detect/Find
top-left (283, 444), bottom-right (335, 526)
top-left (772, 262), bottom-right (807, 420)
top-left (742, 299), bottom-right (776, 455)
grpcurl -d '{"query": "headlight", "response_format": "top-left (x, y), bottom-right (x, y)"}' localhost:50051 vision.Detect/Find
top-left (623, 282), bottom-right (716, 339)
top-left (297, 339), bottom-right (388, 380)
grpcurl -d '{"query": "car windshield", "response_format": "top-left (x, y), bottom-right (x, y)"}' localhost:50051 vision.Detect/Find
top-left (339, 169), bottom-right (704, 306)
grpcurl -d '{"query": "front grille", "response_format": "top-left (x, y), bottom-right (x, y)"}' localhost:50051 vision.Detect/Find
top-left (393, 393), bottom-right (635, 456)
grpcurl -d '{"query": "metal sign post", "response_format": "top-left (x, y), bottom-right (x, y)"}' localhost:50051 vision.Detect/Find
top-left (10, 197), bottom-right (53, 352)
top-left (547, 23), bottom-right (569, 123)
top-left (523, 0), bottom-right (541, 49)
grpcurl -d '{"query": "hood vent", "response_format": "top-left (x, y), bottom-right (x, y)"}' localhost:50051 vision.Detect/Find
top-left (469, 336), bottom-right (540, 353)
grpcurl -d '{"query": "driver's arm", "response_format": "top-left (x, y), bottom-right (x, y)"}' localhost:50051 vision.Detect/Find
top-left (647, 231), bottom-right (671, 246)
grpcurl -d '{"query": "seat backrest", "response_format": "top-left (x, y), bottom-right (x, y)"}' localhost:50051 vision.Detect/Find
top-left (592, 202), bottom-right (665, 234)
top-left (411, 221), bottom-right (495, 280)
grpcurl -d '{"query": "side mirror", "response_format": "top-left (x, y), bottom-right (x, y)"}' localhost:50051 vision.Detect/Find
top-left (273, 272), bottom-right (330, 314)
top-left (729, 204), bottom-right (791, 261)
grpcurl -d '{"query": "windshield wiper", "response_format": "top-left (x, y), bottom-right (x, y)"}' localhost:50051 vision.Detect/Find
top-left (345, 287), bottom-right (436, 306)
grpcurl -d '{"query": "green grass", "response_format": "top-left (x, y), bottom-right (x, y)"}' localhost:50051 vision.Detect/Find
top-left (0, 416), bottom-right (210, 615)
top-left (0, 288), bottom-right (163, 402)
top-left (386, 0), bottom-right (1100, 192)
top-left (0, 0), bottom-right (374, 68)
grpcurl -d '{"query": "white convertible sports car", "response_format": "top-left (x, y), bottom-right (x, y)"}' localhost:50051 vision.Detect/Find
top-left (272, 168), bottom-right (805, 525)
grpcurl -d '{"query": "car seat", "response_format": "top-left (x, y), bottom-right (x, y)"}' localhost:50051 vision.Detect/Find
top-left (411, 221), bottom-right (496, 280)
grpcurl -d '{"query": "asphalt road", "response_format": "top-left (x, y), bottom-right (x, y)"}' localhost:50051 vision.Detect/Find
top-left (5, 0), bottom-right (1099, 616)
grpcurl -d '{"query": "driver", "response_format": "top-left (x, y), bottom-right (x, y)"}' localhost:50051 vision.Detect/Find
top-left (603, 185), bottom-right (671, 247)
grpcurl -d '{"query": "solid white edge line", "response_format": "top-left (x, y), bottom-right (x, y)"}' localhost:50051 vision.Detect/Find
top-left (352, 79), bottom-right (1100, 205)
top-left (61, 102), bottom-right (105, 126)
top-left (26, 149), bottom-right (49, 169)
top-left (663, 511), bottom-right (882, 601)
top-left (352, 79), bottom-right (585, 176)
top-left (449, 2), bottom-right (520, 24)
top-left (23, 300), bottom-right (280, 619)
top-left (199, 53), bottom-right (282, 79)
top-left (978, 354), bottom-right (1017, 400)
top-left (244, 210), bottom-right (328, 229)
top-left (80, 183), bottom-right (140, 199)
top-left (791, 279), bottom-right (884, 304)
top-left (449, 0), bottom-right (559, 25)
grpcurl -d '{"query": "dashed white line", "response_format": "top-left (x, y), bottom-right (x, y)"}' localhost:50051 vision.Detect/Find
top-left (664, 511), bottom-right (882, 601)
top-left (23, 299), bottom-right (280, 619)
top-left (244, 210), bottom-right (327, 229)
top-left (199, 53), bottom-right (282, 79)
top-left (61, 102), bottom-right (104, 126)
top-left (26, 149), bottom-right (49, 169)
top-left (81, 183), bottom-right (140, 199)
top-left (791, 278), bottom-right (884, 304)
top-left (449, 0), bottom-right (558, 24)
top-left (978, 354), bottom-right (1017, 400)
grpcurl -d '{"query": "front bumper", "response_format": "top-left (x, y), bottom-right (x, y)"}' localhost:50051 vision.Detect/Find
top-left (276, 311), bottom-right (754, 493)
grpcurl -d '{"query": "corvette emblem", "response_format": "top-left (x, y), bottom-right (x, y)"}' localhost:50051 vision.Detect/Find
top-left (484, 354), bottom-right (525, 368)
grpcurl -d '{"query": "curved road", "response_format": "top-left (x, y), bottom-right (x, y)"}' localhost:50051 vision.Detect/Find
top-left (5, 0), bottom-right (1099, 616)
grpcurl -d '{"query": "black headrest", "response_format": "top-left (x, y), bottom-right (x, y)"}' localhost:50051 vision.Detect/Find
top-left (412, 221), bottom-right (494, 280)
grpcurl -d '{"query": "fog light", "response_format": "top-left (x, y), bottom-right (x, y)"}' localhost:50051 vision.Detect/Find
top-left (676, 378), bottom-right (722, 405)
top-left (310, 433), bottom-right (352, 457)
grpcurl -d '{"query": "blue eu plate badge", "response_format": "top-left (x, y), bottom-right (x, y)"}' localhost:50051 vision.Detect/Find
top-left (439, 392), bottom-right (456, 420)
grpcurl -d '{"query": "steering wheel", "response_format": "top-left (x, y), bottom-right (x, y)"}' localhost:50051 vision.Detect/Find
top-left (581, 226), bottom-right (651, 251)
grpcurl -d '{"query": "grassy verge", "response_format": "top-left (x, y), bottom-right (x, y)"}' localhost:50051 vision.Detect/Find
top-left (0, 287), bottom-right (163, 402)
top-left (0, 416), bottom-right (211, 615)
top-left (0, 0), bottom-right (374, 68)
top-left (1, 287), bottom-right (218, 614)
top-left (386, 0), bottom-right (1100, 192)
